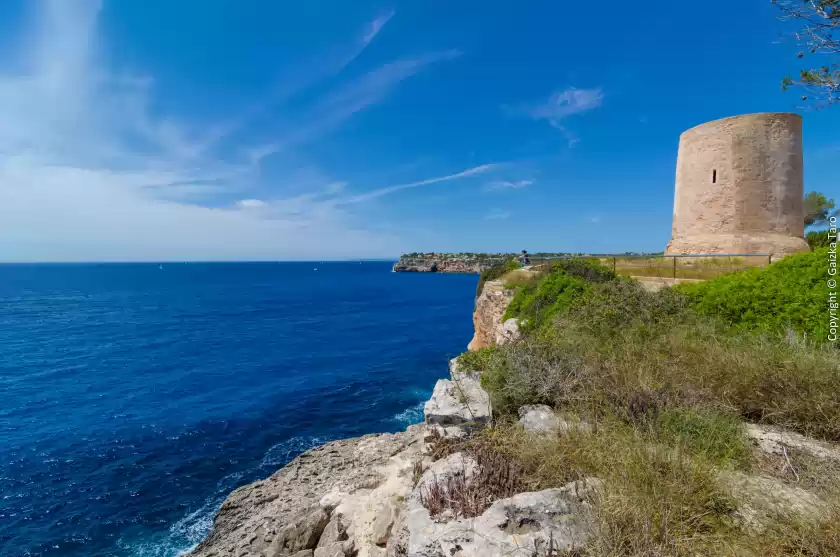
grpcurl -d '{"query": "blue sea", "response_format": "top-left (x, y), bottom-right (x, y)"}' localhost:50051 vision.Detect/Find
top-left (0, 262), bottom-right (477, 557)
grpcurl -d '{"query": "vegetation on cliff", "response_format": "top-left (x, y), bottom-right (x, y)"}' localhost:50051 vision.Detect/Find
top-left (453, 255), bottom-right (840, 555)
top-left (675, 248), bottom-right (829, 339)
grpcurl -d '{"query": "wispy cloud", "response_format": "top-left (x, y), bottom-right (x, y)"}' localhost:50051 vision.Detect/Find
top-left (270, 50), bottom-right (461, 154)
top-left (525, 87), bottom-right (603, 122)
top-left (485, 209), bottom-right (511, 220)
top-left (343, 163), bottom-right (499, 204)
top-left (0, 1), bottom-right (435, 261)
top-left (509, 86), bottom-right (603, 148)
top-left (485, 179), bottom-right (533, 191)
top-left (195, 11), bottom-right (398, 154)
top-left (363, 10), bottom-right (395, 44)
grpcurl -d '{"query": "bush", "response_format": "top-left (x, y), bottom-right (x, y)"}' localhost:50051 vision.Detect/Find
top-left (475, 258), bottom-right (519, 297)
top-left (675, 248), bottom-right (829, 339)
top-left (502, 258), bottom-right (616, 330)
top-left (654, 408), bottom-right (751, 467)
top-left (480, 280), bottom-right (840, 441)
top-left (503, 272), bottom-right (589, 330)
top-left (807, 229), bottom-right (834, 249)
top-left (551, 257), bottom-right (617, 283)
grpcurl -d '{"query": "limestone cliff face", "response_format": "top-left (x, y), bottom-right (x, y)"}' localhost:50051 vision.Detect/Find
top-left (392, 258), bottom-right (487, 274)
top-left (467, 281), bottom-right (520, 352)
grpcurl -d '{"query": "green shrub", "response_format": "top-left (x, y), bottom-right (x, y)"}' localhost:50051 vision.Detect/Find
top-left (456, 346), bottom-right (499, 374)
top-left (807, 229), bottom-right (834, 249)
top-left (475, 258), bottom-right (519, 297)
top-left (675, 248), bottom-right (829, 339)
top-left (550, 257), bottom-right (617, 283)
top-left (563, 279), bottom-right (689, 339)
top-left (654, 408), bottom-right (751, 468)
top-left (478, 278), bottom-right (840, 440)
top-left (501, 258), bottom-right (619, 330)
top-left (502, 271), bottom-right (589, 330)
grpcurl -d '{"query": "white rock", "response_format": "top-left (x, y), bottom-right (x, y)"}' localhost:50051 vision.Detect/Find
top-left (745, 424), bottom-right (840, 461)
top-left (413, 452), bottom-right (478, 498)
top-left (517, 405), bottom-right (592, 435)
top-left (720, 470), bottom-right (827, 530)
top-left (518, 405), bottom-right (561, 433)
top-left (404, 478), bottom-right (600, 557)
top-left (423, 360), bottom-right (491, 429)
top-left (313, 543), bottom-right (346, 557)
top-left (494, 318), bottom-right (522, 345)
top-left (371, 498), bottom-right (399, 546)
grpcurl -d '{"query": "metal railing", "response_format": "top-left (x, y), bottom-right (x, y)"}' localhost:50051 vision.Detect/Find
top-left (527, 253), bottom-right (774, 280)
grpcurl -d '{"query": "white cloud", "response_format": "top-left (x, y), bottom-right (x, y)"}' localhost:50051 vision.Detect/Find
top-left (236, 199), bottom-right (267, 209)
top-left (343, 163), bottom-right (499, 204)
top-left (485, 179), bottom-right (533, 191)
top-left (526, 87), bottom-right (604, 122)
top-left (363, 10), bottom-right (395, 44)
top-left (485, 209), bottom-right (511, 220)
top-left (0, 2), bottom-right (459, 261)
top-left (509, 86), bottom-right (602, 147)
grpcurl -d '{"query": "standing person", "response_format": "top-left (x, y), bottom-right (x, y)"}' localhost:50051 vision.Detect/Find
top-left (520, 249), bottom-right (530, 266)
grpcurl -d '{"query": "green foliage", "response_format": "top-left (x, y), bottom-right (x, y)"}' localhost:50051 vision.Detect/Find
top-left (804, 191), bottom-right (837, 226)
top-left (565, 279), bottom-right (688, 339)
top-left (807, 229), bottom-right (835, 249)
top-left (457, 346), bottom-right (499, 374)
top-left (550, 257), bottom-right (617, 283)
top-left (774, 1), bottom-right (839, 107)
top-left (654, 408), bottom-right (751, 467)
top-left (502, 258), bottom-right (619, 330)
top-left (675, 248), bottom-right (829, 339)
top-left (475, 258), bottom-right (520, 297)
top-left (503, 271), bottom-right (589, 329)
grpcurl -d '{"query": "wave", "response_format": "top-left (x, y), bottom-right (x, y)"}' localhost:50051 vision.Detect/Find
top-left (392, 400), bottom-right (425, 427)
top-left (123, 435), bottom-right (328, 557)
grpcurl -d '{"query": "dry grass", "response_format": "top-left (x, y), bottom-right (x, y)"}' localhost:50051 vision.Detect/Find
top-left (419, 440), bottom-right (526, 519)
top-left (475, 280), bottom-right (840, 441)
top-left (594, 255), bottom-right (771, 280)
top-left (473, 421), bottom-right (840, 556)
top-left (458, 274), bottom-right (840, 555)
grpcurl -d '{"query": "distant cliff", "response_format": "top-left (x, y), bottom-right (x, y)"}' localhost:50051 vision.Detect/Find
top-left (392, 257), bottom-right (491, 274)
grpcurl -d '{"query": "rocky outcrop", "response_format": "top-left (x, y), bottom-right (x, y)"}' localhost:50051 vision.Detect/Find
top-left (189, 426), bottom-right (427, 557)
top-left (392, 258), bottom-right (488, 274)
top-left (467, 281), bottom-right (518, 352)
top-left (399, 456), bottom-right (599, 557)
top-left (518, 405), bottom-right (592, 435)
top-left (423, 359), bottom-right (491, 431)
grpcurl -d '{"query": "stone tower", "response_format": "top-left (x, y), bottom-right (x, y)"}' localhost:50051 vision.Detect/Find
top-left (665, 113), bottom-right (809, 256)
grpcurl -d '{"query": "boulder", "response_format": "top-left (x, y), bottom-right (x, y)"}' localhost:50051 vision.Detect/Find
top-left (494, 318), bottom-right (522, 346)
top-left (404, 477), bottom-right (600, 557)
top-left (720, 470), bottom-right (827, 530)
top-left (423, 360), bottom-right (491, 429)
top-left (189, 426), bottom-right (426, 557)
top-left (518, 405), bottom-right (561, 433)
top-left (314, 543), bottom-right (348, 557)
top-left (518, 405), bottom-right (592, 435)
top-left (745, 424), bottom-right (840, 461)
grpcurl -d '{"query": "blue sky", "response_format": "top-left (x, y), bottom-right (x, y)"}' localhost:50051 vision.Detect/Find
top-left (0, 0), bottom-right (837, 261)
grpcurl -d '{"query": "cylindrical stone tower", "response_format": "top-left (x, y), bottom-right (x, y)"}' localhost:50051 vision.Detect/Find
top-left (665, 113), bottom-right (809, 256)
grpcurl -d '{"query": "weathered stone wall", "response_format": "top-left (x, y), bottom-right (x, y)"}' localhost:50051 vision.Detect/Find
top-left (666, 113), bottom-right (809, 256)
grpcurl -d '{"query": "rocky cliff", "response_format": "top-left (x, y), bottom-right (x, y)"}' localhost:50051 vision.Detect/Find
top-left (391, 258), bottom-right (487, 274)
top-left (188, 277), bottom-right (840, 556)
top-left (187, 358), bottom-right (599, 557)
top-left (466, 280), bottom-right (520, 352)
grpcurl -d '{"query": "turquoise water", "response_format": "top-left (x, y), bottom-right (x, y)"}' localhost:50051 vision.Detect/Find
top-left (0, 262), bottom-right (476, 556)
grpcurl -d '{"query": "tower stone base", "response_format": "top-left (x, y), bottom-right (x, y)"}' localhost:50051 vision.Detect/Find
top-left (665, 233), bottom-right (810, 257)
